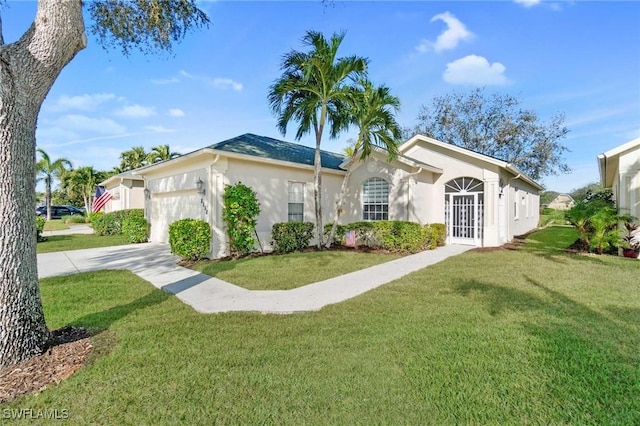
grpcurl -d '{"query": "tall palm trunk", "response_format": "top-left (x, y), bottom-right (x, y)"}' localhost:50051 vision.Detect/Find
top-left (0, 0), bottom-right (86, 369)
top-left (314, 136), bottom-right (323, 248)
top-left (44, 176), bottom-right (52, 220)
top-left (325, 150), bottom-right (357, 248)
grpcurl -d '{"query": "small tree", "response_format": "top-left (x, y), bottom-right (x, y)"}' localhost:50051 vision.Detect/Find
top-left (36, 148), bottom-right (72, 221)
top-left (412, 88), bottom-right (570, 180)
top-left (222, 182), bottom-right (261, 256)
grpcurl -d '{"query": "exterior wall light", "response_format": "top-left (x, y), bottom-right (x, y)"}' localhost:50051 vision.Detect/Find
top-left (196, 177), bottom-right (206, 196)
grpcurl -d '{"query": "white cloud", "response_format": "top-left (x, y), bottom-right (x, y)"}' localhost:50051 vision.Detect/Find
top-left (212, 78), bottom-right (243, 92)
top-left (443, 55), bottom-right (509, 86)
top-left (55, 114), bottom-right (126, 135)
top-left (168, 108), bottom-right (185, 117)
top-left (48, 93), bottom-right (116, 112)
top-left (151, 77), bottom-right (180, 85)
top-left (114, 104), bottom-right (157, 118)
top-left (416, 12), bottom-right (473, 53)
top-left (144, 125), bottom-right (174, 133)
top-left (514, 0), bottom-right (541, 7)
top-left (179, 70), bottom-right (243, 92)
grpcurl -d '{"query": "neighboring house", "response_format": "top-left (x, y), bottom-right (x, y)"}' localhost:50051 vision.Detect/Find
top-left (99, 170), bottom-right (146, 213)
top-left (548, 194), bottom-right (575, 210)
top-left (598, 137), bottom-right (640, 219)
top-left (135, 133), bottom-right (542, 258)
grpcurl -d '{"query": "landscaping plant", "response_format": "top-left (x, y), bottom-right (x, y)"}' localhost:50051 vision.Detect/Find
top-left (122, 216), bottom-right (149, 244)
top-left (168, 218), bottom-right (211, 261)
top-left (271, 222), bottom-right (315, 253)
top-left (222, 182), bottom-right (260, 256)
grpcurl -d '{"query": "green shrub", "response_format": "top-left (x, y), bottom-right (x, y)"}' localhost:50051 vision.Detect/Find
top-left (428, 223), bottom-right (446, 246)
top-left (35, 215), bottom-right (46, 242)
top-left (272, 222), bottom-right (314, 253)
top-left (122, 216), bottom-right (148, 243)
top-left (323, 223), bottom-right (347, 243)
top-left (168, 219), bottom-right (211, 261)
top-left (92, 209), bottom-right (144, 236)
top-left (222, 182), bottom-right (260, 256)
top-left (61, 214), bottom-right (87, 224)
top-left (422, 225), bottom-right (438, 250)
top-left (88, 211), bottom-right (104, 224)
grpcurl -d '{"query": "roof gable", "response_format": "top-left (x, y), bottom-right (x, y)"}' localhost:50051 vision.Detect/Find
top-left (209, 133), bottom-right (346, 170)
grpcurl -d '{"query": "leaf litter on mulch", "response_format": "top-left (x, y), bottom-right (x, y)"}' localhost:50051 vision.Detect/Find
top-left (0, 326), bottom-right (92, 403)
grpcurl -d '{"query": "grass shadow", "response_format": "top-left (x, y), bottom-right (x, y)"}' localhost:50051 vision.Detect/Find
top-left (70, 289), bottom-right (171, 334)
top-left (454, 276), bottom-right (640, 423)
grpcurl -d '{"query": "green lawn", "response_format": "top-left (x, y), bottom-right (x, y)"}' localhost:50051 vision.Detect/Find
top-left (5, 226), bottom-right (639, 424)
top-left (37, 234), bottom-right (131, 254)
top-left (194, 251), bottom-right (401, 290)
top-left (42, 220), bottom-right (69, 231)
top-left (539, 208), bottom-right (568, 227)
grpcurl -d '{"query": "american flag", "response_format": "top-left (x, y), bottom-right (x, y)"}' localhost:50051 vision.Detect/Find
top-left (345, 230), bottom-right (356, 247)
top-left (92, 186), bottom-right (112, 212)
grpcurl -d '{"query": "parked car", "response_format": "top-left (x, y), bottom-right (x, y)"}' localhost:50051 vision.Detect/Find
top-left (35, 205), bottom-right (85, 219)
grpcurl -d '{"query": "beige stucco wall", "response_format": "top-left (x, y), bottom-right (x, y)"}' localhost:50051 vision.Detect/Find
top-left (339, 152), bottom-right (437, 225)
top-left (503, 170), bottom-right (540, 239)
top-left (139, 152), bottom-right (347, 258)
top-left (224, 157), bottom-right (345, 252)
top-left (104, 179), bottom-right (145, 213)
top-left (617, 146), bottom-right (640, 219)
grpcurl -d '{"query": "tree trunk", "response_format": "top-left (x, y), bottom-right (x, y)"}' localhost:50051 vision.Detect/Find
top-left (45, 177), bottom-right (52, 221)
top-left (325, 155), bottom-right (355, 248)
top-left (0, 0), bottom-right (86, 369)
top-left (314, 136), bottom-right (323, 249)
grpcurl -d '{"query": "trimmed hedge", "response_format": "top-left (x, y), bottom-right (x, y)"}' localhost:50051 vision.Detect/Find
top-left (122, 216), bottom-right (148, 243)
top-left (61, 214), bottom-right (87, 224)
top-left (324, 221), bottom-right (447, 253)
top-left (93, 209), bottom-right (144, 236)
top-left (168, 218), bottom-right (211, 261)
top-left (35, 215), bottom-right (46, 242)
top-left (271, 222), bottom-right (314, 253)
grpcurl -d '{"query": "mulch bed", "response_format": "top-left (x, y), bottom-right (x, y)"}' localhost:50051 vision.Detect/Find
top-left (0, 326), bottom-right (92, 403)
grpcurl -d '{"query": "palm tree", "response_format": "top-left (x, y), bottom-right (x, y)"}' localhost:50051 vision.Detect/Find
top-left (326, 80), bottom-right (402, 247)
top-left (268, 30), bottom-right (368, 248)
top-left (36, 148), bottom-right (72, 221)
top-left (65, 167), bottom-right (109, 213)
top-left (119, 146), bottom-right (148, 171)
top-left (147, 144), bottom-right (181, 164)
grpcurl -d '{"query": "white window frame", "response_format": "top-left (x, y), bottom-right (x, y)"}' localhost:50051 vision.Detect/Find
top-left (362, 177), bottom-right (389, 221)
top-left (288, 182), bottom-right (305, 222)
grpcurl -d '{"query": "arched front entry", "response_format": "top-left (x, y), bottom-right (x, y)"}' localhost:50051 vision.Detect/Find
top-left (444, 177), bottom-right (484, 246)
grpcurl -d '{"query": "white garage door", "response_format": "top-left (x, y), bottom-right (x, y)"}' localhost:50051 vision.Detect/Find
top-left (150, 192), bottom-right (203, 243)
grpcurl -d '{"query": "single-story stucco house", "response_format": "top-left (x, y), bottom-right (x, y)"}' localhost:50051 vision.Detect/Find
top-left (99, 170), bottom-right (145, 213)
top-left (547, 193), bottom-right (575, 210)
top-left (598, 137), bottom-right (640, 220)
top-left (133, 133), bottom-right (542, 258)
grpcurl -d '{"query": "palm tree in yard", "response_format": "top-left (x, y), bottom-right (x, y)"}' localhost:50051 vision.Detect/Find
top-left (65, 166), bottom-right (108, 214)
top-left (119, 146), bottom-right (148, 171)
top-left (326, 80), bottom-right (403, 248)
top-left (36, 148), bottom-right (72, 221)
top-left (147, 144), bottom-right (181, 164)
top-left (268, 30), bottom-right (368, 248)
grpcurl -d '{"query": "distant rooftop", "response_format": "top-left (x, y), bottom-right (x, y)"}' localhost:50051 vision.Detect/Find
top-left (209, 133), bottom-right (346, 170)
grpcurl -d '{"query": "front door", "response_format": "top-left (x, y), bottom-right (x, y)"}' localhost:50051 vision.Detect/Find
top-left (450, 194), bottom-right (478, 245)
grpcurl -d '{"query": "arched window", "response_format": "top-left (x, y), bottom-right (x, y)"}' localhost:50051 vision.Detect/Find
top-left (362, 177), bottom-right (389, 220)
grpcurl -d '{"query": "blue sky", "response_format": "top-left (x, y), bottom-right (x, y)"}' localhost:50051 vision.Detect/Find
top-left (3, 1), bottom-right (639, 193)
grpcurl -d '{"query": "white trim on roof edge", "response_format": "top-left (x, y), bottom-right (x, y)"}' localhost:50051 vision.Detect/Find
top-left (400, 134), bottom-right (544, 191)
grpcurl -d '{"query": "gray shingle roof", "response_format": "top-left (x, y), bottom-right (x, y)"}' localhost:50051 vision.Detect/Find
top-left (209, 133), bottom-right (346, 170)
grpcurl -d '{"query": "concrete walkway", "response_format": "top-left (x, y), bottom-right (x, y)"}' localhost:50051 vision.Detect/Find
top-left (41, 223), bottom-right (94, 237)
top-left (38, 243), bottom-right (473, 314)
